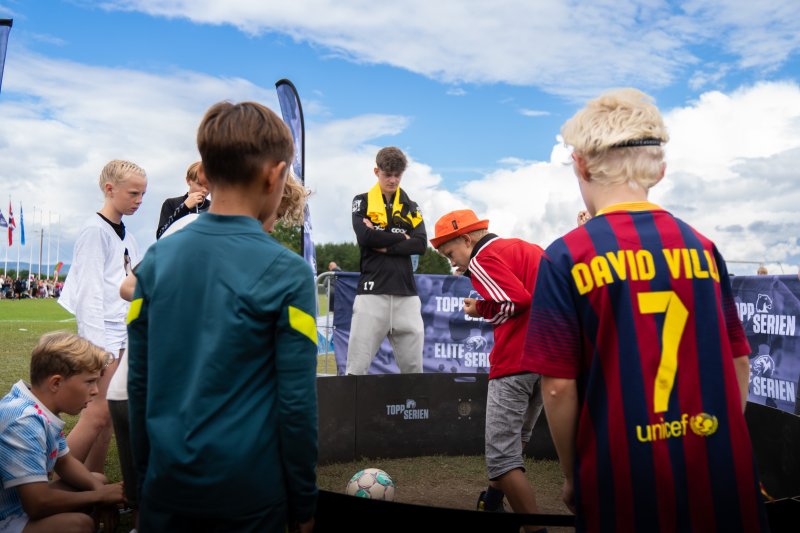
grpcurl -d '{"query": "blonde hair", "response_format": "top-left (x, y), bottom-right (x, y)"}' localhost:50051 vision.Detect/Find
top-left (185, 161), bottom-right (202, 183)
top-left (30, 332), bottom-right (111, 386)
top-left (467, 229), bottom-right (488, 241)
top-left (98, 159), bottom-right (146, 192)
top-left (561, 88), bottom-right (669, 190)
top-left (277, 171), bottom-right (310, 226)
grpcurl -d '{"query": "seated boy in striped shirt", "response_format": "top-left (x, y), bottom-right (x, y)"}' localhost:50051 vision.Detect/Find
top-left (0, 332), bottom-right (125, 533)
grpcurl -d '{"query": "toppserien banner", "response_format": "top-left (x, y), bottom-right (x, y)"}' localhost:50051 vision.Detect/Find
top-left (332, 272), bottom-right (493, 375)
top-left (732, 274), bottom-right (800, 415)
top-left (275, 79), bottom-right (317, 275)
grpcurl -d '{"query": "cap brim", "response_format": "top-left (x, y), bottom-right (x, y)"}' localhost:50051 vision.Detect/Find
top-left (430, 219), bottom-right (489, 248)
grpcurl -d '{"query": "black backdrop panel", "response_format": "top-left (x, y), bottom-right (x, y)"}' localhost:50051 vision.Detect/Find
top-left (354, 373), bottom-right (488, 458)
top-left (317, 375), bottom-right (357, 464)
top-left (745, 402), bottom-right (800, 500)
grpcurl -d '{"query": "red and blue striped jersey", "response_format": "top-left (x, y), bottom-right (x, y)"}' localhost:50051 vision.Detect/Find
top-left (522, 202), bottom-right (768, 533)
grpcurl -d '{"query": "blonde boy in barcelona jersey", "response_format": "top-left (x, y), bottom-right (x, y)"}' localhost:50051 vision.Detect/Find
top-left (522, 88), bottom-right (768, 532)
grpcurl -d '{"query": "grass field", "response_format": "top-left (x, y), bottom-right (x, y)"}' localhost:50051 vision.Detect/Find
top-left (0, 298), bottom-right (571, 530)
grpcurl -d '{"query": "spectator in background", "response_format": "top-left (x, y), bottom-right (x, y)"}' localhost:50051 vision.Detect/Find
top-left (156, 161), bottom-right (211, 239)
top-left (757, 265), bottom-right (768, 275)
top-left (327, 262), bottom-right (342, 314)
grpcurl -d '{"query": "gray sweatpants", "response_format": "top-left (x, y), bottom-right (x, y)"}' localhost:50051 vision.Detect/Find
top-left (346, 294), bottom-right (424, 374)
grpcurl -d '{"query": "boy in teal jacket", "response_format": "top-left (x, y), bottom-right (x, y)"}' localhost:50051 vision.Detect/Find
top-left (127, 101), bottom-right (318, 533)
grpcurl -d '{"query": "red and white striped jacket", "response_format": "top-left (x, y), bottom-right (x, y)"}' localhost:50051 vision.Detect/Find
top-left (468, 234), bottom-right (544, 379)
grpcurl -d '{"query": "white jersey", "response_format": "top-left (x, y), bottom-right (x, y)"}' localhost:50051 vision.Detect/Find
top-left (59, 214), bottom-right (140, 353)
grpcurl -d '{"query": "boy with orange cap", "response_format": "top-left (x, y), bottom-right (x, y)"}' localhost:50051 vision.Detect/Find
top-left (431, 210), bottom-right (546, 531)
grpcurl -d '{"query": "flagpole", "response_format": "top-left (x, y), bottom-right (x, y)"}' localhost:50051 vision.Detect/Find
top-left (37, 211), bottom-right (43, 280)
top-left (56, 214), bottom-right (60, 266)
top-left (4, 195), bottom-right (8, 277)
top-left (47, 211), bottom-right (52, 281)
top-left (28, 206), bottom-right (35, 280)
top-left (15, 223), bottom-right (20, 277)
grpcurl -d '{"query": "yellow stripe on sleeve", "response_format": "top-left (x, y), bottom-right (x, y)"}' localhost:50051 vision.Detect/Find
top-left (126, 298), bottom-right (143, 324)
top-left (289, 305), bottom-right (317, 345)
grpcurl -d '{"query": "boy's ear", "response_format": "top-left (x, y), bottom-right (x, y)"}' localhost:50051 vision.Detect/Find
top-left (265, 161), bottom-right (288, 193)
top-left (573, 153), bottom-right (591, 182)
top-left (373, 167), bottom-right (380, 178)
top-left (46, 374), bottom-right (63, 393)
top-left (103, 182), bottom-right (114, 196)
top-left (655, 162), bottom-right (666, 184)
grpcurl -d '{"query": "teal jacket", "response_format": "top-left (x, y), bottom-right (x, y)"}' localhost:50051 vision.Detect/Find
top-left (128, 213), bottom-right (318, 522)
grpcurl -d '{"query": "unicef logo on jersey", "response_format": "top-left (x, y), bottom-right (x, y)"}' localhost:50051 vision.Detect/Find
top-left (689, 413), bottom-right (718, 437)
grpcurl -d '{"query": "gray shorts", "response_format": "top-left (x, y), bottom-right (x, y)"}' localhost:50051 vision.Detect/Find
top-left (485, 372), bottom-right (543, 480)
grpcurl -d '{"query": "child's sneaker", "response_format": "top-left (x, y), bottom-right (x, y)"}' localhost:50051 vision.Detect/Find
top-left (476, 490), bottom-right (506, 512)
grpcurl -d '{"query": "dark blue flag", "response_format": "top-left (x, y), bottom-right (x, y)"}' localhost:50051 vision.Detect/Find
top-left (275, 79), bottom-right (317, 274)
top-left (0, 20), bottom-right (12, 93)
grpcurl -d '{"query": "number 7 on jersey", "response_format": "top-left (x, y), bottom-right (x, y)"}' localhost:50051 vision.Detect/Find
top-left (638, 291), bottom-right (689, 414)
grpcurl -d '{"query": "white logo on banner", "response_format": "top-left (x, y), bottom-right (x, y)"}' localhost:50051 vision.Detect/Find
top-left (736, 295), bottom-right (796, 336)
top-left (750, 351), bottom-right (796, 404)
top-left (385, 398), bottom-right (430, 420)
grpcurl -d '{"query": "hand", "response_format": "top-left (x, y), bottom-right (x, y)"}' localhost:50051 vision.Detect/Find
top-left (463, 297), bottom-right (480, 317)
top-left (561, 478), bottom-right (576, 514)
top-left (185, 191), bottom-right (207, 209)
top-left (98, 482), bottom-right (125, 505)
top-left (362, 218), bottom-right (375, 229)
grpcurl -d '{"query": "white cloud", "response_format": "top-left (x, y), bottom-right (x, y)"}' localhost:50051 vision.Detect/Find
top-left (446, 87), bottom-right (466, 97)
top-left (0, 50), bottom-right (276, 265)
top-left (519, 108), bottom-right (550, 117)
top-left (3, 46), bottom-right (800, 277)
top-left (103, 1), bottom-right (800, 98)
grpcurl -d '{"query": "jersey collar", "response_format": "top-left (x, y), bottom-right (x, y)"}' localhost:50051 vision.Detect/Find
top-left (595, 201), bottom-right (663, 217)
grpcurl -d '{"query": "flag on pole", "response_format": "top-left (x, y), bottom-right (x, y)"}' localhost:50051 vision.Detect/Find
top-left (54, 261), bottom-right (63, 278)
top-left (275, 78), bottom-right (317, 274)
top-left (0, 19), bottom-right (12, 94)
top-left (19, 203), bottom-right (24, 246)
top-left (7, 201), bottom-right (15, 246)
top-left (0, 209), bottom-right (6, 228)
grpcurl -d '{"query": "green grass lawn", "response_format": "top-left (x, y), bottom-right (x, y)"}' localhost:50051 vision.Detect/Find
top-left (0, 298), bottom-right (569, 528)
top-left (0, 298), bottom-right (339, 530)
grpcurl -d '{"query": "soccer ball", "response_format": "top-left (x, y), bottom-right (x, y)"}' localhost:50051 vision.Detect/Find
top-left (345, 468), bottom-right (396, 501)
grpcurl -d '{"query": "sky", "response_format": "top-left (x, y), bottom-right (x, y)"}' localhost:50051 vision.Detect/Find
top-left (0, 0), bottom-right (799, 275)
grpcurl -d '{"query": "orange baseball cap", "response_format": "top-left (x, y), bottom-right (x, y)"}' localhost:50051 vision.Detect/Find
top-left (430, 209), bottom-right (490, 248)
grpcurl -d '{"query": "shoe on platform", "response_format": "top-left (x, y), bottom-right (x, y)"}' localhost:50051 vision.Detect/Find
top-left (476, 490), bottom-right (506, 512)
